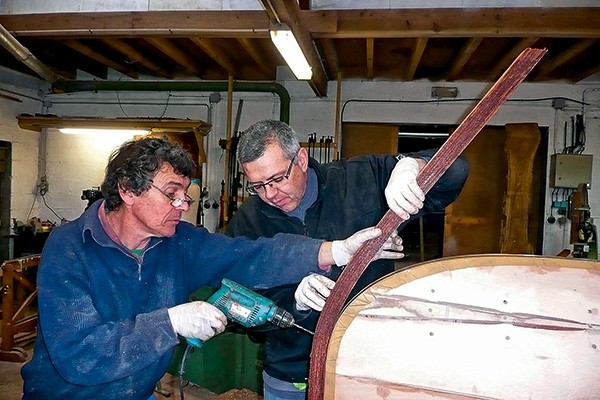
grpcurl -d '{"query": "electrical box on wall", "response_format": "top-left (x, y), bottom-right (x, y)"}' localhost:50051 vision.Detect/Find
top-left (549, 154), bottom-right (593, 188)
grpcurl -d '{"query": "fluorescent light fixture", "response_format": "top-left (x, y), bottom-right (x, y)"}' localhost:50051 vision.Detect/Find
top-left (59, 128), bottom-right (150, 135)
top-left (270, 23), bottom-right (312, 80)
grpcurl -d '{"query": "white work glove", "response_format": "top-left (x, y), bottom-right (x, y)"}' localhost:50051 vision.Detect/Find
top-left (294, 274), bottom-right (336, 312)
top-left (385, 156), bottom-right (425, 220)
top-left (167, 301), bottom-right (227, 341)
top-left (331, 227), bottom-right (405, 266)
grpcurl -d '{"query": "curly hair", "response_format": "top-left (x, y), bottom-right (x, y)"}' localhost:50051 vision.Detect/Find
top-left (237, 120), bottom-right (300, 164)
top-left (101, 136), bottom-right (196, 211)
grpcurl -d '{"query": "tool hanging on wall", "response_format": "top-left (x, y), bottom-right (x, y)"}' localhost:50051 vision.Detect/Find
top-left (304, 133), bottom-right (335, 163)
top-left (570, 183), bottom-right (597, 259)
top-left (325, 135), bottom-right (333, 162)
top-left (218, 99), bottom-right (245, 231)
top-left (198, 186), bottom-right (209, 227)
top-left (318, 136), bottom-right (324, 162)
top-left (218, 180), bottom-right (225, 230)
top-left (307, 132), bottom-right (316, 159)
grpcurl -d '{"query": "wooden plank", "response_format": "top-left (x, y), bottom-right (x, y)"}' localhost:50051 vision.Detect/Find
top-left (308, 47), bottom-right (547, 400)
top-left (306, 8), bottom-right (600, 38)
top-left (500, 123), bottom-right (541, 253)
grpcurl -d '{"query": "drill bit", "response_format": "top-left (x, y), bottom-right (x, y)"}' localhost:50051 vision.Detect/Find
top-left (293, 323), bottom-right (314, 335)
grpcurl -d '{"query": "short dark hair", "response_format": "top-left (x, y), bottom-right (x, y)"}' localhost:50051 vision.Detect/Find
top-left (101, 136), bottom-right (196, 211)
top-left (237, 120), bottom-right (300, 164)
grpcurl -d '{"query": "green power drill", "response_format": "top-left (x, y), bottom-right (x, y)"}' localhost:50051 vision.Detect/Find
top-left (186, 278), bottom-right (313, 348)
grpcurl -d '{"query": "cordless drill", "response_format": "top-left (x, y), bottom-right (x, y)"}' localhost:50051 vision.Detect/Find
top-left (186, 278), bottom-right (313, 348)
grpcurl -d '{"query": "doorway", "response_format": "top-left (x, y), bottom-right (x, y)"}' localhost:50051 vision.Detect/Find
top-left (0, 141), bottom-right (12, 262)
top-left (341, 122), bottom-right (548, 259)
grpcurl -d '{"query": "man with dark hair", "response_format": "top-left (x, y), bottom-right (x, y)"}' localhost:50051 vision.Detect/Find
top-left (20, 136), bottom-right (404, 400)
top-left (227, 119), bottom-right (469, 399)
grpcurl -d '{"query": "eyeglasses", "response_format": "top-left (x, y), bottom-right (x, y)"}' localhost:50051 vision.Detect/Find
top-left (150, 183), bottom-right (195, 208)
top-left (245, 154), bottom-right (297, 195)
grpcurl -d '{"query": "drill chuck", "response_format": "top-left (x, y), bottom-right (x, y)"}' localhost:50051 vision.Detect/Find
top-left (270, 307), bottom-right (295, 329)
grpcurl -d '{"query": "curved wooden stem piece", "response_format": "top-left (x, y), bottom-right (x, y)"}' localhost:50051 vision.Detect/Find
top-left (308, 47), bottom-right (547, 400)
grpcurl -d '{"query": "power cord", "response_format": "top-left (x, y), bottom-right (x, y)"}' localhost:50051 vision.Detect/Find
top-left (177, 343), bottom-right (194, 400)
top-left (41, 193), bottom-right (66, 224)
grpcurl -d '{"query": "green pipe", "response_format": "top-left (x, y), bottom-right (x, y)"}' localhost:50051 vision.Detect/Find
top-left (56, 80), bottom-right (291, 123)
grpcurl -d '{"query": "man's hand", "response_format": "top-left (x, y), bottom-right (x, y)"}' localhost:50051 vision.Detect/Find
top-left (331, 227), bottom-right (405, 266)
top-left (378, 230), bottom-right (405, 260)
top-left (385, 156), bottom-right (426, 219)
top-left (167, 301), bottom-right (227, 341)
top-left (295, 274), bottom-right (336, 312)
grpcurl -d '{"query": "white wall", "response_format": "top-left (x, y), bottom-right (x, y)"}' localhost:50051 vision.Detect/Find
top-left (1, 67), bottom-right (598, 256)
top-left (0, 67), bottom-right (47, 227)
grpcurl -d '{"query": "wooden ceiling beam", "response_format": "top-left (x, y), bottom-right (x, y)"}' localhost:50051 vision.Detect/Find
top-left (0, 11), bottom-right (271, 38)
top-left (447, 37), bottom-right (483, 80)
top-left (487, 37), bottom-right (540, 81)
top-left (366, 38), bottom-right (374, 80)
top-left (101, 38), bottom-right (172, 78)
top-left (145, 37), bottom-right (203, 77)
top-left (190, 37), bottom-right (237, 76)
top-left (62, 39), bottom-right (137, 79)
top-left (572, 61), bottom-right (600, 83)
top-left (406, 37), bottom-right (427, 81)
top-left (237, 37), bottom-right (274, 76)
top-left (320, 38), bottom-right (339, 76)
top-left (536, 38), bottom-right (598, 78)
top-left (260, 0), bottom-right (328, 97)
top-left (305, 8), bottom-right (600, 39)
top-left (1, 8), bottom-right (598, 40)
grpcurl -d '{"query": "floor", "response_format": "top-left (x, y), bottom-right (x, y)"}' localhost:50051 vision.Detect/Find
top-left (0, 342), bottom-right (261, 400)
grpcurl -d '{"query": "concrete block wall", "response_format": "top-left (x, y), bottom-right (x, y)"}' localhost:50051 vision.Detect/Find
top-left (0, 68), bottom-right (46, 227)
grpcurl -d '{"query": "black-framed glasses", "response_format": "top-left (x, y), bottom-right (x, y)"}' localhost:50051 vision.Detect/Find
top-left (245, 154), bottom-right (297, 195)
top-left (149, 183), bottom-right (195, 208)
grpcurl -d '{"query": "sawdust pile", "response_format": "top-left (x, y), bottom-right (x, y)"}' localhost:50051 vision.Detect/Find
top-left (216, 388), bottom-right (263, 400)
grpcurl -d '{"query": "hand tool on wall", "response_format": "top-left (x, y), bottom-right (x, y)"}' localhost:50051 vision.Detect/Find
top-left (307, 47), bottom-right (547, 400)
top-left (308, 132), bottom-right (316, 159)
top-left (319, 136), bottom-right (324, 162)
top-left (217, 180), bottom-right (225, 230)
top-left (325, 135), bottom-right (333, 162)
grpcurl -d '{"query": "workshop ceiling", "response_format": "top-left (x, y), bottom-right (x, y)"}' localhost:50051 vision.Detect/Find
top-left (0, 3), bottom-right (599, 97)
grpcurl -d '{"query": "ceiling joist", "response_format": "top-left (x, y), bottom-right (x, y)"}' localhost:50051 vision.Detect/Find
top-left (0, 7), bottom-right (598, 95)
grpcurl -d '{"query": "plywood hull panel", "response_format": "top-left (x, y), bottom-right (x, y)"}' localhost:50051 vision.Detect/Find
top-left (327, 255), bottom-right (600, 400)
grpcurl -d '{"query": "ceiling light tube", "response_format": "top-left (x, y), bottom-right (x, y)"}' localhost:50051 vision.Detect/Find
top-left (59, 128), bottom-right (150, 135)
top-left (270, 23), bottom-right (312, 80)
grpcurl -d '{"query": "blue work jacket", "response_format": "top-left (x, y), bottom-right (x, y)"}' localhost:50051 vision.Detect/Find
top-left (21, 200), bottom-right (326, 399)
